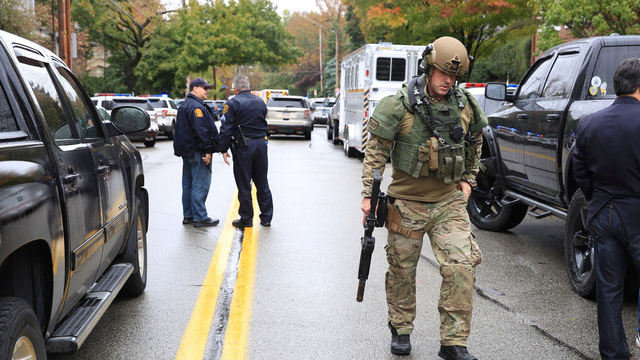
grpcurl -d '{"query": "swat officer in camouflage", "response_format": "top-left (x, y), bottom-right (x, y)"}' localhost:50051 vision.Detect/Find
top-left (360, 36), bottom-right (487, 359)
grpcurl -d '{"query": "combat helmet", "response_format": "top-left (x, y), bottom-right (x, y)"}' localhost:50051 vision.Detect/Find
top-left (420, 36), bottom-right (470, 77)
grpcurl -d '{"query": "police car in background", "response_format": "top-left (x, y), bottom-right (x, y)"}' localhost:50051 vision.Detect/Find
top-left (141, 95), bottom-right (178, 139)
top-left (91, 93), bottom-right (159, 147)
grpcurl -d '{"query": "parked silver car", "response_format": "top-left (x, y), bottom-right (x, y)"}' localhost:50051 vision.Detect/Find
top-left (310, 97), bottom-right (335, 125)
top-left (266, 95), bottom-right (313, 139)
top-left (326, 94), bottom-right (341, 144)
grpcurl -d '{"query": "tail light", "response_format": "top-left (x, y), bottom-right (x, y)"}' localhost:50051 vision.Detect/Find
top-left (304, 109), bottom-right (310, 119)
top-left (162, 109), bottom-right (168, 118)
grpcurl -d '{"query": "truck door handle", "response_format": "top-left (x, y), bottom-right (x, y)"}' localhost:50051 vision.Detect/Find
top-left (97, 165), bottom-right (111, 175)
top-left (516, 114), bottom-right (528, 120)
top-left (63, 173), bottom-right (80, 185)
top-left (546, 114), bottom-right (560, 121)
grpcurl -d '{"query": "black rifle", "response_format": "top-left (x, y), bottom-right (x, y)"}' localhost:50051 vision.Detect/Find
top-left (357, 169), bottom-right (387, 302)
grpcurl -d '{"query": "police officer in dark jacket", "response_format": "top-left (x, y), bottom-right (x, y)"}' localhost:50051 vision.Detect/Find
top-left (174, 78), bottom-right (223, 227)
top-left (217, 75), bottom-right (273, 227)
top-left (573, 58), bottom-right (640, 360)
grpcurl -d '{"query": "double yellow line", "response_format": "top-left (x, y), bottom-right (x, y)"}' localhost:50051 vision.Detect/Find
top-left (176, 190), bottom-right (259, 360)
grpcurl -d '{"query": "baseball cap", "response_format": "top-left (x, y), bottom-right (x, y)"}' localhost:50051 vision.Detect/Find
top-left (189, 78), bottom-right (213, 90)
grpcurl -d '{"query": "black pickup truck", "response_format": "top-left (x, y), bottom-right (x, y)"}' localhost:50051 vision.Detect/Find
top-left (0, 30), bottom-right (150, 358)
top-left (468, 35), bottom-right (640, 298)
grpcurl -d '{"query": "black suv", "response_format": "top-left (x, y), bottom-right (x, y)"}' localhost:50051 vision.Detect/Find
top-left (468, 35), bottom-right (640, 298)
top-left (0, 30), bottom-right (150, 358)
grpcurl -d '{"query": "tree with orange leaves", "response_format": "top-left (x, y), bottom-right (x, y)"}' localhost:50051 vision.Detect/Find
top-left (346, 0), bottom-right (533, 77)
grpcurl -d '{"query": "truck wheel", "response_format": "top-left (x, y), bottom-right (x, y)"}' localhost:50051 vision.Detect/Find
top-left (326, 122), bottom-right (333, 140)
top-left (304, 130), bottom-right (311, 140)
top-left (0, 297), bottom-right (46, 360)
top-left (332, 121), bottom-right (341, 145)
top-left (144, 140), bottom-right (156, 147)
top-left (565, 189), bottom-right (596, 299)
top-left (343, 130), bottom-right (358, 158)
top-left (467, 158), bottom-right (528, 231)
top-left (121, 196), bottom-right (148, 297)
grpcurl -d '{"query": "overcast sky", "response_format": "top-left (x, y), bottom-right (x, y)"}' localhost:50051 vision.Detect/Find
top-left (162, 0), bottom-right (320, 15)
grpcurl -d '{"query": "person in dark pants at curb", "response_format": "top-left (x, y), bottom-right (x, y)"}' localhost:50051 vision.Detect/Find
top-left (217, 74), bottom-right (273, 228)
top-left (174, 78), bottom-right (228, 228)
top-left (573, 57), bottom-right (640, 360)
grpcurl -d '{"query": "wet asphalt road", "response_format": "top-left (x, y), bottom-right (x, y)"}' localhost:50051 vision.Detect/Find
top-left (51, 127), bottom-right (640, 360)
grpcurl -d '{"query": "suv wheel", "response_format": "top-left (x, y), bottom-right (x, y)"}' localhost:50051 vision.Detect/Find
top-left (564, 189), bottom-right (595, 298)
top-left (167, 121), bottom-right (175, 140)
top-left (144, 140), bottom-right (156, 147)
top-left (0, 297), bottom-right (46, 360)
top-left (467, 157), bottom-right (528, 231)
top-left (120, 195), bottom-right (148, 297)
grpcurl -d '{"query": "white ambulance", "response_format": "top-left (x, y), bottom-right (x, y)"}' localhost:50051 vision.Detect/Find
top-left (338, 43), bottom-right (426, 157)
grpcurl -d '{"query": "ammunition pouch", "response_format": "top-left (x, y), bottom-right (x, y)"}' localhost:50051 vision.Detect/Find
top-left (436, 142), bottom-right (465, 184)
top-left (386, 202), bottom-right (425, 240)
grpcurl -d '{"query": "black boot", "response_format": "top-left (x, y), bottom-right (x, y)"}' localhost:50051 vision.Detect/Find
top-left (438, 345), bottom-right (477, 360)
top-left (389, 325), bottom-right (411, 356)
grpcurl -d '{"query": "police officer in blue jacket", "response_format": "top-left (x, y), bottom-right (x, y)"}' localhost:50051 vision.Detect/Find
top-left (217, 75), bottom-right (273, 227)
top-left (174, 78), bottom-right (225, 227)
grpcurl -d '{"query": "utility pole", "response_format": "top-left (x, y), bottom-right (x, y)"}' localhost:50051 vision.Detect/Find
top-left (57, 0), bottom-right (71, 69)
top-left (212, 66), bottom-right (217, 100)
top-left (335, 28), bottom-right (339, 96)
top-left (319, 26), bottom-right (323, 96)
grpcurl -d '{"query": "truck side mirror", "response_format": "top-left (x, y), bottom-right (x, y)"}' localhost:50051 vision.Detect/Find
top-left (110, 106), bottom-right (150, 134)
top-left (485, 83), bottom-right (507, 101)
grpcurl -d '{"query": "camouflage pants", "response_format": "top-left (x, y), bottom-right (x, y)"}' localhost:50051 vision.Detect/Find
top-left (385, 191), bottom-right (482, 346)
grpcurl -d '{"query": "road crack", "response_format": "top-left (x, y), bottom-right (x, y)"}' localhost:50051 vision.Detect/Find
top-left (420, 254), bottom-right (592, 360)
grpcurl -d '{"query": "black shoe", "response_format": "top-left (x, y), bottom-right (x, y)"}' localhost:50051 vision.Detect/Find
top-left (232, 219), bottom-right (252, 228)
top-left (438, 345), bottom-right (477, 360)
top-left (182, 217), bottom-right (193, 225)
top-left (260, 220), bottom-right (271, 227)
top-left (390, 325), bottom-right (411, 356)
top-left (193, 217), bottom-right (219, 227)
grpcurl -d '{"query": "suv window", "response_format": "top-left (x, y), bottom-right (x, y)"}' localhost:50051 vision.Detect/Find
top-left (148, 99), bottom-right (167, 108)
top-left (0, 83), bottom-right (18, 132)
top-left (54, 65), bottom-right (103, 139)
top-left (590, 46), bottom-right (640, 98)
top-left (267, 98), bottom-right (305, 108)
top-left (112, 99), bottom-right (154, 111)
top-left (17, 57), bottom-right (76, 141)
top-left (542, 53), bottom-right (580, 98)
top-left (101, 100), bottom-right (114, 110)
top-left (376, 57), bottom-right (406, 81)
top-left (518, 56), bottom-right (552, 100)
top-left (169, 100), bottom-right (178, 110)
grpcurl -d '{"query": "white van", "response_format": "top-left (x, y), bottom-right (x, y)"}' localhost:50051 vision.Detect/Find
top-left (338, 43), bottom-right (425, 157)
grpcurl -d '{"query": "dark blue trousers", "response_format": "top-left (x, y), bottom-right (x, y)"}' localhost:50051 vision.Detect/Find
top-left (591, 203), bottom-right (640, 360)
top-left (232, 137), bottom-right (273, 223)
